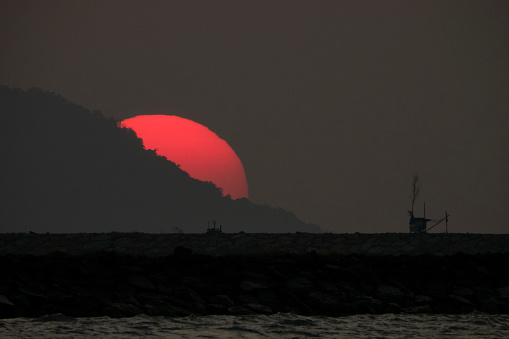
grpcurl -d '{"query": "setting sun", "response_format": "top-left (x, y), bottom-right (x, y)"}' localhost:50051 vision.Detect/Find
top-left (121, 115), bottom-right (248, 199)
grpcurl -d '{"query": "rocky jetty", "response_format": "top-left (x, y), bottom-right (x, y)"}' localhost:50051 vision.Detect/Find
top-left (1, 233), bottom-right (509, 318)
top-left (0, 250), bottom-right (508, 318)
top-left (1, 232), bottom-right (508, 256)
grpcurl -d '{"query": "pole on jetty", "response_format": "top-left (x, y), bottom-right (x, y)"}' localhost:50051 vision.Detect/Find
top-left (426, 212), bottom-right (450, 233)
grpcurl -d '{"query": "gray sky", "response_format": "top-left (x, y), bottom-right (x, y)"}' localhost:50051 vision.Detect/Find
top-left (2, 0), bottom-right (508, 233)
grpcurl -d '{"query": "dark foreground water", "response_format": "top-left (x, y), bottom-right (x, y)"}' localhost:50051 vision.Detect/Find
top-left (1, 312), bottom-right (508, 338)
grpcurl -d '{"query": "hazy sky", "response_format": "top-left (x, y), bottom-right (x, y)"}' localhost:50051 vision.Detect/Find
top-left (1, 0), bottom-right (508, 233)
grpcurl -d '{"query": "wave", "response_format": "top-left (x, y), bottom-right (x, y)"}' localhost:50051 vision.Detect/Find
top-left (1, 312), bottom-right (509, 338)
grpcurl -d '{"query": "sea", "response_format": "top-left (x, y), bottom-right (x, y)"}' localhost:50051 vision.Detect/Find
top-left (1, 312), bottom-right (508, 338)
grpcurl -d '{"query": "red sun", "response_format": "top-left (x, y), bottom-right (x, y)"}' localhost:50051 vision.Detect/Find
top-left (121, 115), bottom-right (248, 199)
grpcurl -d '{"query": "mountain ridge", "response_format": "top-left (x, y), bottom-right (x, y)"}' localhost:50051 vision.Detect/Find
top-left (0, 86), bottom-right (320, 233)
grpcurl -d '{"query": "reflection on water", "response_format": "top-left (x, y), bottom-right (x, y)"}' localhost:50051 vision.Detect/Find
top-left (1, 312), bottom-right (509, 338)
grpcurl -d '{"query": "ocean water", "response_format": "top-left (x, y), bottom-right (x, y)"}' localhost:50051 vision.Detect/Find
top-left (1, 312), bottom-right (508, 338)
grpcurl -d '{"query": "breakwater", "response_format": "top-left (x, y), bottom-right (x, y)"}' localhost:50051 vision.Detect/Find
top-left (1, 232), bottom-right (509, 256)
top-left (1, 233), bottom-right (508, 319)
top-left (0, 250), bottom-right (508, 318)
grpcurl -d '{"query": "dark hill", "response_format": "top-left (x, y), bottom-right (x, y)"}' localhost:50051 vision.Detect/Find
top-left (0, 86), bottom-right (320, 233)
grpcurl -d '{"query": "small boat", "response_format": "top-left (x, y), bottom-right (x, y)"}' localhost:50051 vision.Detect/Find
top-left (206, 220), bottom-right (223, 234)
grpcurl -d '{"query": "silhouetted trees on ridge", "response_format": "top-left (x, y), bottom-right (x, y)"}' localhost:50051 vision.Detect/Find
top-left (1, 86), bottom-right (320, 233)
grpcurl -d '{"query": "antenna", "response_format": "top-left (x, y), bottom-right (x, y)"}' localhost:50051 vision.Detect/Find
top-left (445, 211), bottom-right (449, 233)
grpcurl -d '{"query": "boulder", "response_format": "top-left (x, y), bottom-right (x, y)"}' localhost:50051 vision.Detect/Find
top-left (0, 295), bottom-right (16, 318)
top-left (452, 286), bottom-right (474, 298)
top-left (446, 294), bottom-right (475, 313)
top-left (286, 277), bottom-right (314, 295)
top-left (102, 302), bottom-right (143, 318)
top-left (0, 295), bottom-right (14, 306)
top-left (480, 296), bottom-right (508, 314)
top-left (257, 289), bottom-right (280, 309)
top-left (173, 246), bottom-right (193, 260)
top-left (316, 280), bottom-right (341, 296)
top-left (17, 285), bottom-right (50, 303)
top-left (228, 305), bottom-right (254, 315)
top-left (375, 285), bottom-right (407, 304)
top-left (351, 296), bottom-right (383, 314)
top-left (246, 303), bottom-right (272, 314)
top-left (401, 305), bottom-right (433, 314)
top-left (306, 291), bottom-right (357, 316)
top-left (384, 302), bottom-right (402, 313)
top-left (143, 299), bottom-right (189, 317)
top-left (240, 280), bottom-right (272, 292)
top-left (413, 295), bottom-right (433, 306)
top-left (237, 294), bottom-right (258, 305)
top-left (126, 275), bottom-right (156, 291)
top-left (424, 279), bottom-right (449, 298)
top-left (73, 294), bottom-right (103, 316)
top-left (496, 286), bottom-right (509, 297)
top-left (209, 295), bottom-right (235, 308)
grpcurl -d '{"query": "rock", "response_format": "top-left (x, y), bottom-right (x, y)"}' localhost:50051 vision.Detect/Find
top-left (2, 245), bottom-right (509, 318)
top-left (351, 296), bottom-right (383, 314)
top-left (317, 280), bottom-right (341, 296)
top-left (285, 301), bottom-right (315, 316)
top-left (368, 246), bottom-right (385, 255)
top-left (473, 286), bottom-right (496, 305)
top-left (173, 246), bottom-right (193, 260)
top-left (446, 294), bottom-right (475, 313)
top-left (452, 286), bottom-right (474, 298)
top-left (209, 295), bottom-right (234, 308)
top-left (147, 273), bottom-right (169, 285)
top-left (0, 295), bottom-right (14, 306)
top-left (413, 295), bottom-right (433, 306)
top-left (82, 239), bottom-right (112, 251)
top-left (45, 289), bottom-right (75, 305)
top-left (180, 276), bottom-right (206, 290)
top-left (126, 276), bottom-right (156, 291)
top-left (286, 277), bottom-right (314, 295)
top-left (228, 305), bottom-right (254, 315)
top-left (424, 279), bottom-right (449, 298)
top-left (480, 297), bottom-right (508, 314)
top-left (480, 299), bottom-right (500, 314)
top-left (240, 280), bottom-right (272, 292)
top-left (6, 293), bottom-right (29, 316)
top-left (17, 285), bottom-right (50, 302)
top-left (237, 294), bottom-right (258, 305)
top-left (401, 305), bottom-right (433, 314)
top-left (73, 294), bottom-right (103, 316)
top-left (306, 291), bottom-right (354, 316)
top-left (103, 302), bottom-right (143, 318)
top-left (0, 295), bottom-right (16, 318)
top-left (182, 287), bottom-right (205, 304)
top-left (206, 303), bottom-right (228, 314)
top-left (375, 285), bottom-right (407, 304)
top-left (38, 304), bottom-right (64, 316)
top-left (114, 284), bottom-right (137, 300)
top-left (143, 299), bottom-right (190, 317)
top-left (384, 302), bottom-right (402, 313)
top-left (246, 303), bottom-right (272, 314)
top-left (135, 291), bottom-right (171, 305)
top-left (0, 280), bottom-right (11, 295)
top-left (119, 265), bottom-right (144, 274)
top-left (257, 289), bottom-right (280, 308)
top-left (37, 313), bottom-right (76, 322)
top-left (266, 266), bottom-right (288, 281)
top-left (496, 286), bottom-right (509, 297)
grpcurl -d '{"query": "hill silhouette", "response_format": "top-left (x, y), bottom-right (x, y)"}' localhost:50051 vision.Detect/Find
top-left (0, 86), bottom-right (320, 233)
